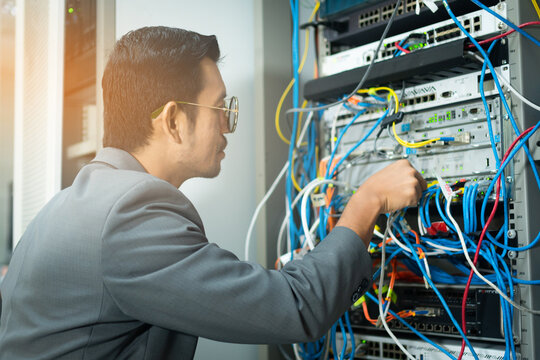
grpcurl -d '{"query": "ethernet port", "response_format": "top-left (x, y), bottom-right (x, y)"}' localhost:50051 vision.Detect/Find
top-left (427, 30), bottom-right (435, 44)
top-left (452, 326), bottom-right (459, 335)
top-left (426, 323), bottom-right (434, 332)
top-left (474, 16), bottom-right (481, 31)
top-left (464, 19), bottom-right (471, 26)
top-left (443, 325), bottom-right (451, 333)
top-left (434, 324), bottom-right (443, 332)
top-left (429, 94), bottom-right (435, 101)
top-left (418, 323), bottom-right (426, 331)
top-left (422, 96), bottom-right (428, 102)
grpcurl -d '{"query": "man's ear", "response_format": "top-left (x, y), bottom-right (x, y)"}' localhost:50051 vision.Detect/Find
top-left (156, 101), bottom-right (183, 143)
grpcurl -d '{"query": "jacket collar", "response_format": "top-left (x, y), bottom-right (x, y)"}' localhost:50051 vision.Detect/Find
top-left (91, 147), bottom-right (147, 173)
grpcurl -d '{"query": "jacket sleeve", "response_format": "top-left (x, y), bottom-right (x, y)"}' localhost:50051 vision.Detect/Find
top-left (101, 178), bottom-right (372, 344)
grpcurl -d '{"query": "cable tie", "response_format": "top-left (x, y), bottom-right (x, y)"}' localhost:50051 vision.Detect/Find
top-left (354, 295), bottom-right (367, 307)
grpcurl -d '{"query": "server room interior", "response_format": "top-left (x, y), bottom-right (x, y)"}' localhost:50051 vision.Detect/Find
top-left (1, 0), bottom-right (540, 359)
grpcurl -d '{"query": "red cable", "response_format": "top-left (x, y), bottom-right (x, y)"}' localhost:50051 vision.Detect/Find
top-left (466, 21), bottom-right (540, 48)
top-left (457, 126), bottom-right (535, 359)
top-left (394, 41), bottom-right (411, 54)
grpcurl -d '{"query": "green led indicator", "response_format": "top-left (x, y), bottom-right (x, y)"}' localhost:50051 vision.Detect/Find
top-left (421, 170), bottom-right (425, 174)
top-left (460, 166), bottom-right (463, 169)
top-left (68, 7), bottom-right (74, 13)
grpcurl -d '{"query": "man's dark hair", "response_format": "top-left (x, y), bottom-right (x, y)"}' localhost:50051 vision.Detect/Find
top-left (102, 26), bottom-right (220, 152)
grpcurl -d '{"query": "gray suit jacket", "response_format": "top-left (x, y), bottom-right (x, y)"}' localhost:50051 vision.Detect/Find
top-left (0, 148), bottom-right (372, 359)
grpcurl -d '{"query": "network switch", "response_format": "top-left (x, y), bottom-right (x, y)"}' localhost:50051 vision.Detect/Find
top-left (320, 4), bottom-right (506, 77)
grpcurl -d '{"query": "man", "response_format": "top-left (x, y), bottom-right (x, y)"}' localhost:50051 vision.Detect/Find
top-left (0, 27), bottom-right (426, 359)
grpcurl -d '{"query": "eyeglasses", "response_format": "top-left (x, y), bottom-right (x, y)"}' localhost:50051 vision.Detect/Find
top-left (151, 96), bottom-right (239, 133)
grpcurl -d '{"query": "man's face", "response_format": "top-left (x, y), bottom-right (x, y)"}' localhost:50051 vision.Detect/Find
top-left (183, 58), bottom-right (229, 178)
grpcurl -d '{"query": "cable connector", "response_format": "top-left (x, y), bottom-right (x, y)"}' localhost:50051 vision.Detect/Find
top-left (380, 111), bottom-right (405, 130)
top-left (414, 307), bottom-right (440, 317)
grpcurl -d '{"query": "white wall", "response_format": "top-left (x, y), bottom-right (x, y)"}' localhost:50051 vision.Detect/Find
top-left (115, 1), bottom-right (257, 359)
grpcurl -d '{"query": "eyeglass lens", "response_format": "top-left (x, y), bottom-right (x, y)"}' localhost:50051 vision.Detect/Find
top-left (227, 97), bottom-right (238, 133)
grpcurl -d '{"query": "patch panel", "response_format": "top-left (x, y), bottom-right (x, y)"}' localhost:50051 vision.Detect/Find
top-left (325, 67), bottom-right (509, 128)
top-left (349, 284), bottom-right (507, 342)
top-left (334, 333), bottom-right (507, 359)
top-left (320, 4), bottom-right (506, 77)
top-left (322, 97), bottom-right (503, 186)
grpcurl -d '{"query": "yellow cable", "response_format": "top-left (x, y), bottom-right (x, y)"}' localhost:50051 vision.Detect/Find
top-left (392, 122), bottom-right (441, 148)
top-left (354, 86), bottom-right (439, 148)
top-left (276, 79), bottom-right (295, 144)
top-left (275, 1), bottom-right (320, 145)
top-left (532, 0), bottom-right (540, 20)
top-left (291, 150), bottom-right (302, 192)
top-left (356, 86), bottom-right (400, 114)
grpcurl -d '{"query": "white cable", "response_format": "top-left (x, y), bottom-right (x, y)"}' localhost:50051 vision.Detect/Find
top-left (467, 51), bottom-right (540, 112)
top-left (244, 162), bottom-right (289, 261)
top-left (446, 197), bottom-right (540, 315)
top-left (292, 343), bottom-right (302, 360)
top-left (422, 257), bottom-right (432, 289)
top-left (377, 213), bottom-right (416, 360)
top-left (277, 211), bottom-right (289, 259)
top-left (373, 228), bottom-right (385, 239)
top-left (417, 209), bottom-right (427, 236)
top-left (296, 111), bottom-right (314, 148)
top-left (495, 68), bottom-right (540, 112)
top-left (276, 179), bottom-right (328, 260)
top-left (301, 179), bottom-right (347, 250)
top-left (424, 240), bottom-right (462, 252)
top-left (387, 223), bottom-right (445, 256)
top-left (276, 112), bottom-right (315, 260)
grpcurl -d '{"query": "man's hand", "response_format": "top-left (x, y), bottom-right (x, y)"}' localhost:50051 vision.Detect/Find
top-left (359, 159), bottom-right (427, 214)
top-left (336, 159), bottom-right (427, 246)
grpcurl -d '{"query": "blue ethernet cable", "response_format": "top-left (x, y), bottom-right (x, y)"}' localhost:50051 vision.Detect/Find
top-left (480, 121), bottom-right (540, 251)
top-left (324, 107), bottom-right (366, 179)
top-left (443, 0), bottom-right (540, 190)
top-left (344, 312), bottom-right (355, 360)
top-left (470, 0), bottom-right (540, 48)
top-left (337, 318), bottom-right (348, 360)
top-left (477, 39), bottom-right (510, 246)
top-left (287, 0), bottom-right (301, 256)
top-left (364, 292), bottom-right (458, 360)
top-left (330, 324), bottom-right (338, 360)
top-left (328, 110), bottom-right (389, 179)
top-left (471, 182), bottom-right (479, 233)
top-left (400, 235), bottom-right (479, 359)
top-left (434, 188), bottom-right (457, 232)
top-left (463, 184), bottom-right (470, 234)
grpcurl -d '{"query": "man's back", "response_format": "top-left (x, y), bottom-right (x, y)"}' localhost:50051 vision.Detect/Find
top-left (0, 148), bottom-right (202, 359)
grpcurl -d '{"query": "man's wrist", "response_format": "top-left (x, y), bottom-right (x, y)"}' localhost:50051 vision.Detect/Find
top-left (335, 189), bottom-right (381, 246)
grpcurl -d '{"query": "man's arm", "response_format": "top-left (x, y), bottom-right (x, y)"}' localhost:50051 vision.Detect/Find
top-left (337, 159), bottom-right (427, 246)
top-left (101, 179), bottom-right (370, 344)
